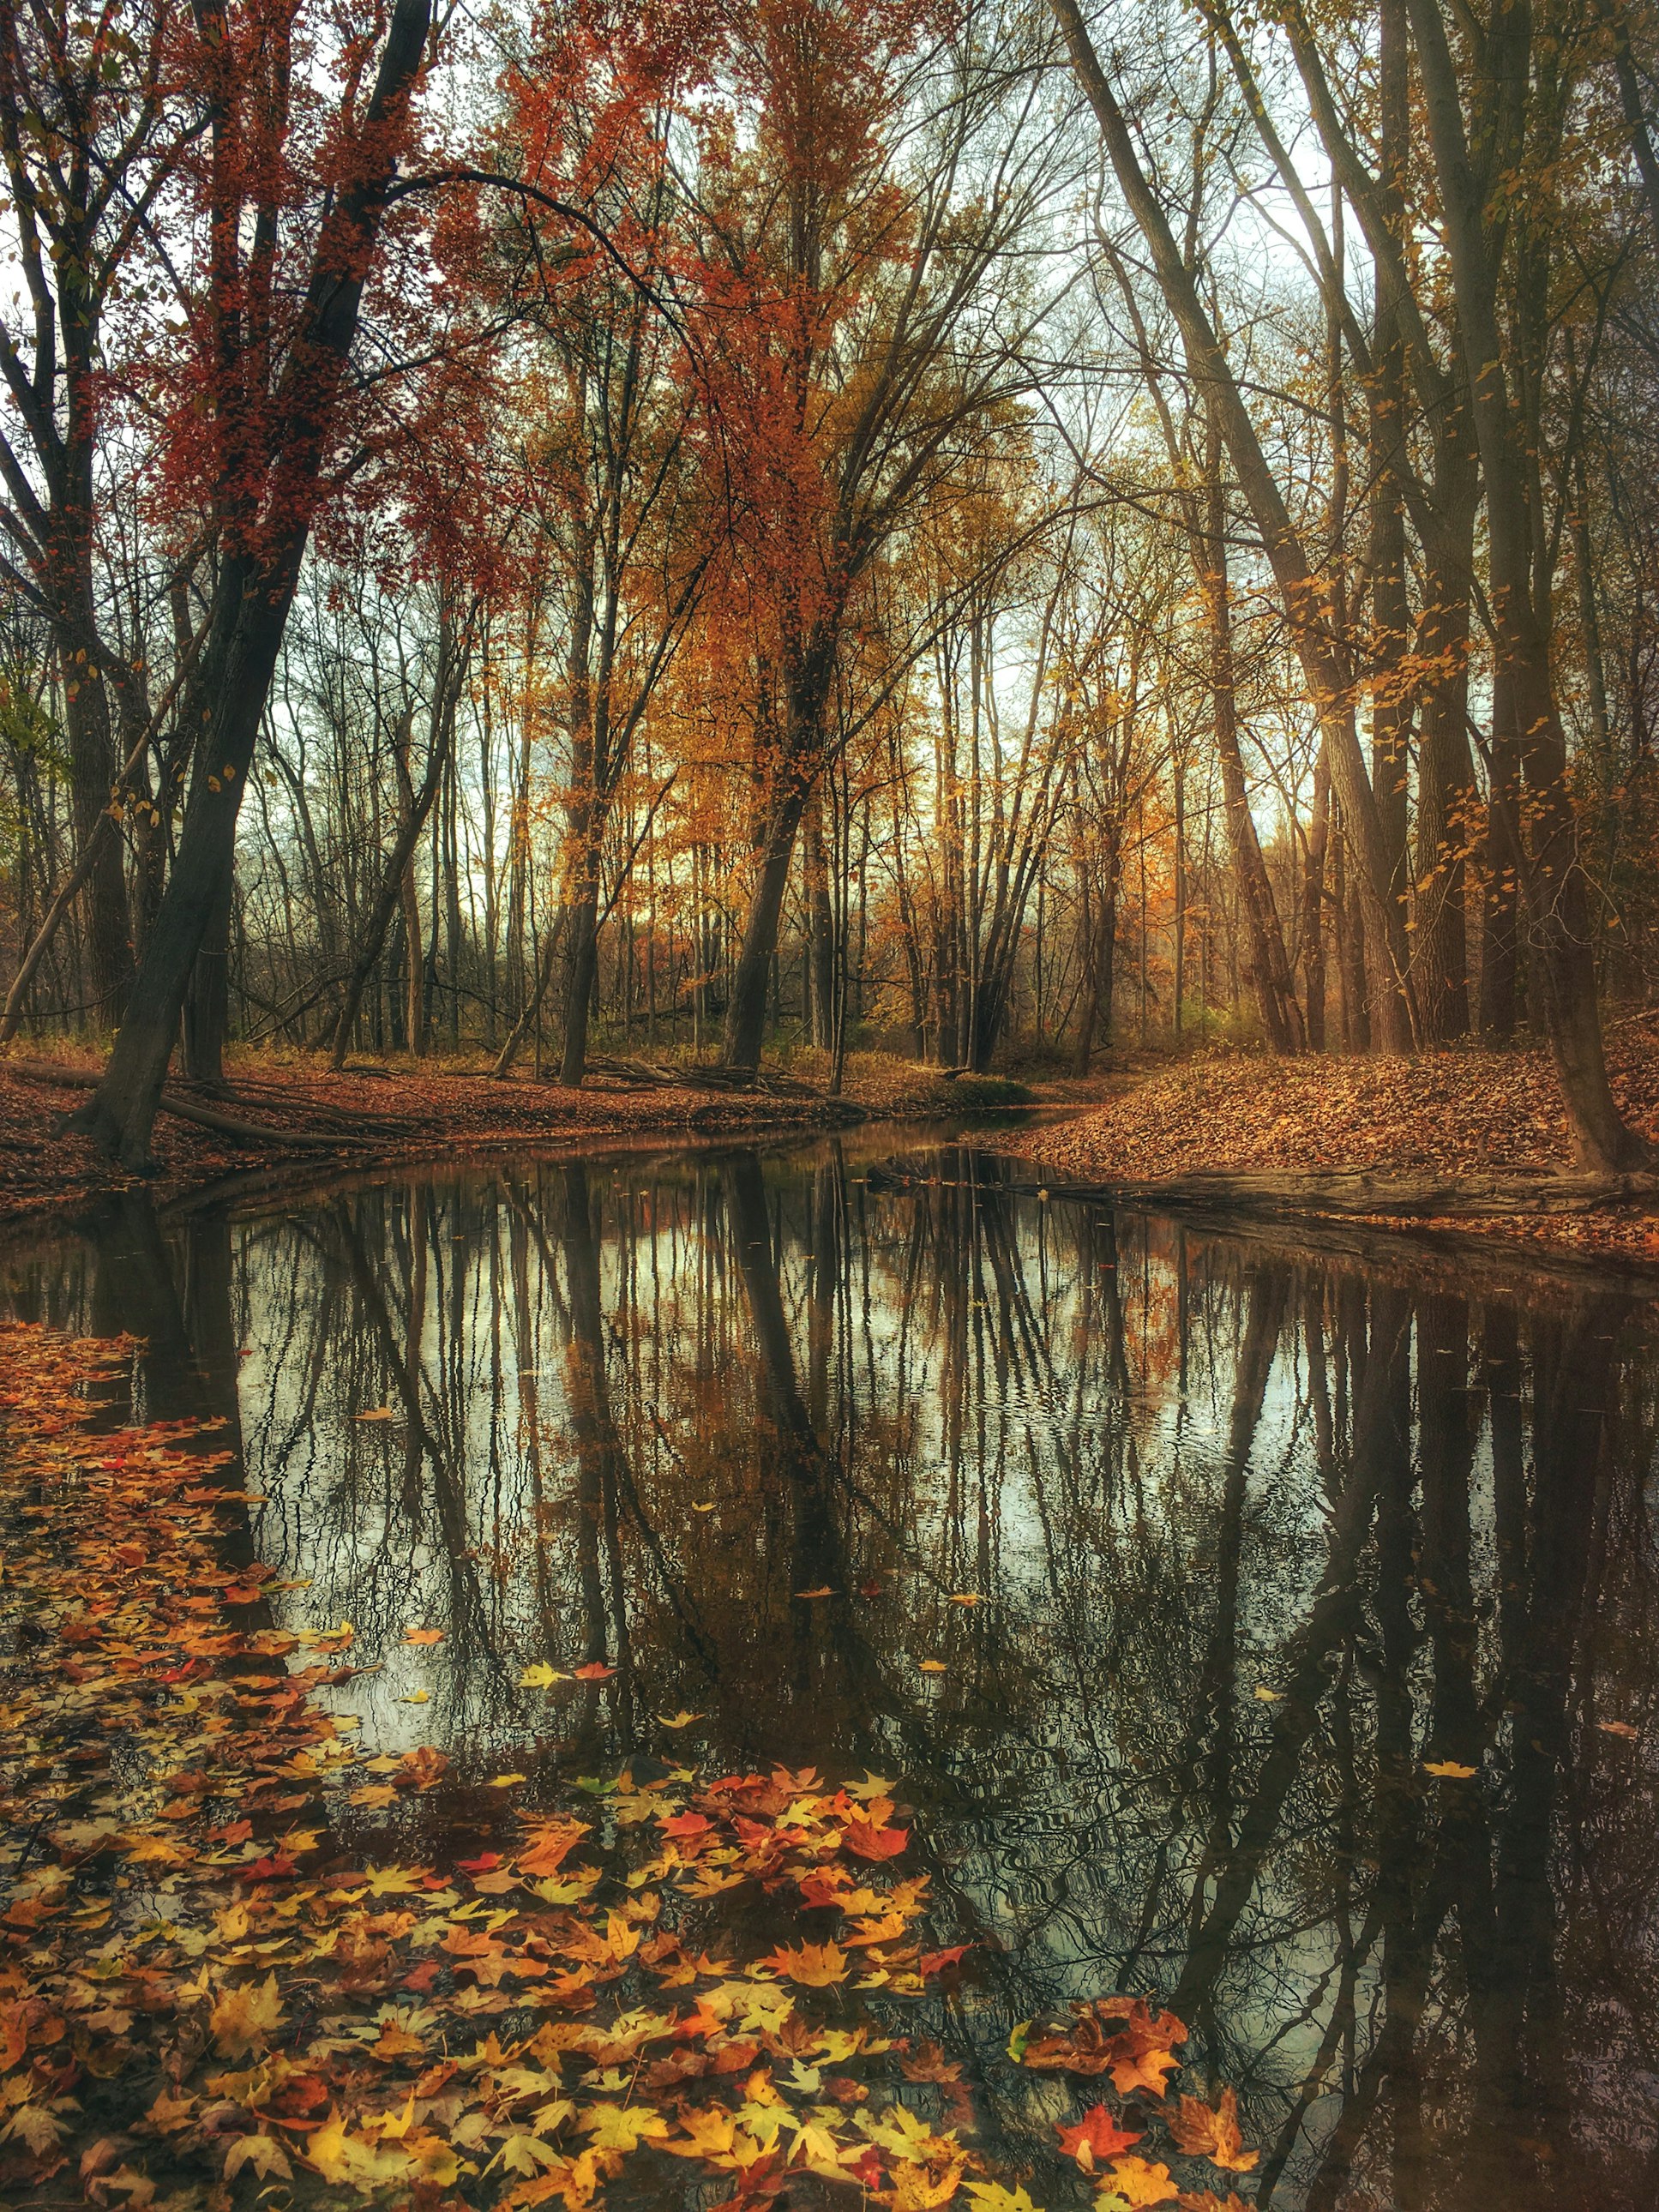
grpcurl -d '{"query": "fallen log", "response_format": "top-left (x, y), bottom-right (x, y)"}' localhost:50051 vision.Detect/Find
top-left (1004, 1166), bottom-right (1659, 1219)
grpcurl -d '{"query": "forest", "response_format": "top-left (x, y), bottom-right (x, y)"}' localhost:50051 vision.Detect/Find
top-left (7, 6), bottom-right (1659, 2208)
top-left (0, 0), bottom-right (1656, 1187)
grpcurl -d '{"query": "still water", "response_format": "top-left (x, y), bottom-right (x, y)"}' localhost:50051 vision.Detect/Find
top-left (5, 1130), bottom-right (1658, 2209)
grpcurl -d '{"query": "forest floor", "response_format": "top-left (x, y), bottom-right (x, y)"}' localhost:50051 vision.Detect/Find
top-left (992, 1012), bottom-right (1659, 1268)
top-left (0, 1046), bottom-right (1031, 1227)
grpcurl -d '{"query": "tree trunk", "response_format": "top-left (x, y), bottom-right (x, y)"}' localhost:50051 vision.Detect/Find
top-left (724, 775), bottom-right (812, 1073)
top-left (182, 866), bottom-right (232, 1083)
top-left (804, 795), bottom-right (836, 1050)
top-left (1405, 0), bottom-right (1642, 1167)
top-left (61, 663), bottom-right (132, 1025)
top-left (1049, 0), bottom-right (1416, 1049)
top-left (1415, 441), bottom-right (1479, 1041)
top-left (1479, 668), bottom-right (1520, 1042)
top-left (1202, 414), bottom-right (1305, 1054)
top-left (559, 867), bottom-right (601, 1087)
top-left (1303, 742), bottom-right (1330, 1049)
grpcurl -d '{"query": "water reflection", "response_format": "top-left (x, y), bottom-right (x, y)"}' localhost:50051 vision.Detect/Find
top-left (5, 1135), bottom-right (1658, 2210)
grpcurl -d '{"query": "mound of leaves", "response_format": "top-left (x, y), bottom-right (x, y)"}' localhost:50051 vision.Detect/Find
top-left (0, 1320), bottom-right (1254, 2210)
top-left (1003, 1023), bottom-right (1659, 1186)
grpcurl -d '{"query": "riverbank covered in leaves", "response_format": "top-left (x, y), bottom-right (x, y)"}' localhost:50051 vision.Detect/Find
top-left (993, 1021), bottom-right (1659, 1265)
top-left (0, 1053), bottom-right (1031, 1229)
top-left (0, 1319), bottom-right (1253, 2211)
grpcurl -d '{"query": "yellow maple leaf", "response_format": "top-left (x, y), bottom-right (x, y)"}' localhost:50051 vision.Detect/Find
top-left (580, 2102), bottom-right (670, 2151)
top-left (209, 1974), bottom-right (284, 2059)
top-left (1423, 1759), bottom-right (1478, 1779)
top-left (1104, 2154), bottom-right (1178, 2206)
top-left (763, 1940), bottom-right (850, 1987)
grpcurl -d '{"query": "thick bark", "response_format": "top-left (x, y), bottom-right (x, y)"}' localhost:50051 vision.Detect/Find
top-left (65, 0), bottom-right (433, 1165)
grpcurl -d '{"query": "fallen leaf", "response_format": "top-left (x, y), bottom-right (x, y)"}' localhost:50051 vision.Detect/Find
top-left (1106, 2154), bottom-right (1178, 2206)
top-left (209, 1974), bottom-right (284, 2059)
top-left (403, 1627), bottom-right (444, 1645)
top-left (1168, 2088), bottom-right (1256, 2172)
top-left (1057, 2102), bottom-right (1142, 2170)
top-left (763, 1940), bottom-right (851, 1987)
top-left (352, 1407), bottom-right (395, 1423)
top-left (918, 1659), bottom-right (947, 1674)
top-left (1423, 1759), bottom-right (1478, 1779)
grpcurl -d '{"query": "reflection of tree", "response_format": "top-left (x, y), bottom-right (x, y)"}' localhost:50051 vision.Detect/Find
top-left (6, 1148), bottom-right (1658, 2210)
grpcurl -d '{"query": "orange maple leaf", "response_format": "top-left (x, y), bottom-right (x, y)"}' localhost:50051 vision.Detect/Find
top-left (1168, 2088), bottom-right (1256, 2172)
top-left (1056, 2102), bottom-right (1142, 2169)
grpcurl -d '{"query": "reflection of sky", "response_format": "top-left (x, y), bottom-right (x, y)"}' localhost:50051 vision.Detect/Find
top-left (9, 1141), bottom-right (1658, 2210)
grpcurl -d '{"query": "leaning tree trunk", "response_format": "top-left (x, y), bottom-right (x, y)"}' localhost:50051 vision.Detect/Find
top-left (724, 648), bottom-right (837, 1075)
top-left (724, 774), bottom-right (813, 1073)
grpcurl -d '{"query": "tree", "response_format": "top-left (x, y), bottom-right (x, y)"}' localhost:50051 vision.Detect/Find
top-left (0, 0), bottom-right (200, 1020)
top-left (66, 0), bottom-right (435, 1164)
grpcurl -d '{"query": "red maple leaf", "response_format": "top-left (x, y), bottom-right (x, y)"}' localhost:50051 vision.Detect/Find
top-left (1057, 2103), bottom-right (1143, 2169)
top-left (842, 1818), bottom-right (908, 1860)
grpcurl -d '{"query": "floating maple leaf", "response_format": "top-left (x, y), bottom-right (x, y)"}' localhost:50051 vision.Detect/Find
top-left (1168, 2087), bottom-right (1256, 2172)
top-left (763, 1941), bottom-right (851, 1987)
top-left (1056, 2101), bottom-right (1143, 2168)
top-left (842, 1817), bottom-right (908, 1860)
top-left (1105, 2153), bottom-right (1178, 2205)
top-left (515, 1818), bottom-right (590, 1876)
